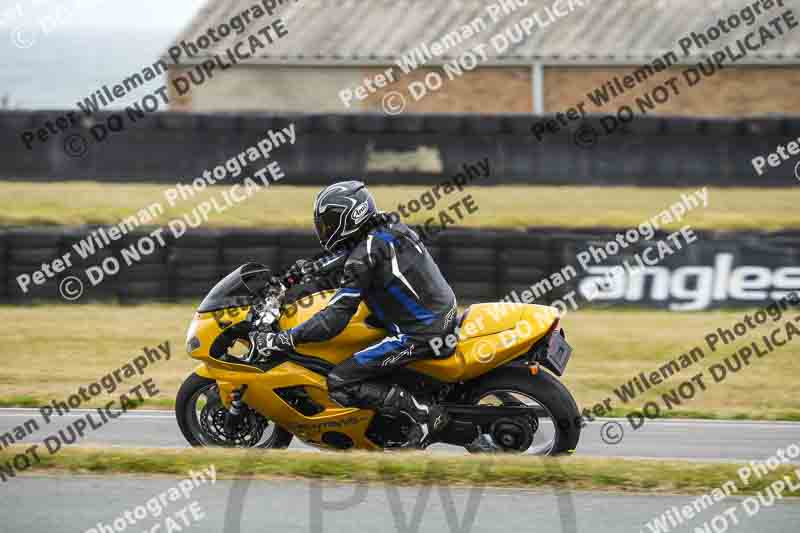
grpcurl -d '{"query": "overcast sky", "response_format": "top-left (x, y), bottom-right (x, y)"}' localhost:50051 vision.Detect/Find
top-left (0, 0), bottom-right (211, 108)
top-left (1, 0), bottom-right (208, 30)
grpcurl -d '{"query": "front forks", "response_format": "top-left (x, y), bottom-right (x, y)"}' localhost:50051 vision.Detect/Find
top-left (223, 385), bottom-right (248, 437)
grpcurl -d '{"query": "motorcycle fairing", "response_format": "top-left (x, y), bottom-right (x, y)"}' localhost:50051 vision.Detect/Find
top-left (194, 361), bottom-right (379, 449)
top-left (279, 290), bottom-right (560, 382)
top-left (186, 285), bottom-right (560, 449)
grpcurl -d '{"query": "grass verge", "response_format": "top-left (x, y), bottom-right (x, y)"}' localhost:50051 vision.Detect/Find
top-left (2, 446), bottom-right (798, 495)
top-left (1, 182), bottom-right (798, 230)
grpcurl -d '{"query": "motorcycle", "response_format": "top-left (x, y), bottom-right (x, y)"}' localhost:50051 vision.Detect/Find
top-left (176, 260), bottom-right (580, 454)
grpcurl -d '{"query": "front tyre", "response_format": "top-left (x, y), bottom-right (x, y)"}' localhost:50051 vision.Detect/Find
top-left (467, 367), bottom-right (580, 455)
top-left (175, 373), bottom-right (293, 449)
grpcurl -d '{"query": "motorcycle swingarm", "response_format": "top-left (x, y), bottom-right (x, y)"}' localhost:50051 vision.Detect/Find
top-left (441, 404), bottom-right (545, 426)
top-left (434, 404), bottom-right (545, 447)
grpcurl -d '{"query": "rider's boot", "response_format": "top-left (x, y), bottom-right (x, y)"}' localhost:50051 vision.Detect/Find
top-left (382, 385), bottom-right (448, 449)
top-left (330, 383), bottom-right (448, 449)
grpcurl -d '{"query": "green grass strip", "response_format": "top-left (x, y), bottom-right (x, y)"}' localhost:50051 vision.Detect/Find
top-left (2, 447), bottom-right (799, 495)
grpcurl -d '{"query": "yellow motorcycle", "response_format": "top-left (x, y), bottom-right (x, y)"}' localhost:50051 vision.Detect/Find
top-left (176, 262), bottom-right (580, 454)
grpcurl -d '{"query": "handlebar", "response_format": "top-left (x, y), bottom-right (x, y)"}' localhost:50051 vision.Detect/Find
top-left (277, 252), bottom-right (347, 289)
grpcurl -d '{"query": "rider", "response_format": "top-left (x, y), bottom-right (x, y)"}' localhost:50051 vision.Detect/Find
top-left (256, 180), bottom-right (459, 448)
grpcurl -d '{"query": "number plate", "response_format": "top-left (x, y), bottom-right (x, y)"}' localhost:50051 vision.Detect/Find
top-left (542, 331), bottom-right (572, 376)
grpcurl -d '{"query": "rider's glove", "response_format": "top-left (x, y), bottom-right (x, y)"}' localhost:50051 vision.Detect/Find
top-left (280, 262), bottom-right (301, 287)
top-left (254, 329), bottom-right (295, 356)
top-left (284, 259), bottom-right (313, 286)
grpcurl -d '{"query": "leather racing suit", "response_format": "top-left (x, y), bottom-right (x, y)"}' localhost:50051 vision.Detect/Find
top-left (285, 217), bottom-right (458, 406)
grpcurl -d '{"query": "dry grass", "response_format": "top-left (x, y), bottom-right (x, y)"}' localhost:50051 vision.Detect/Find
top-left (0, 304), bottom-right (798, 419)
top-left (0, 304), bottom-right (195, 407)
top-left (0, 181), bottom-right (798, 230)
top-left (560, 308), bottom-right (800, 420)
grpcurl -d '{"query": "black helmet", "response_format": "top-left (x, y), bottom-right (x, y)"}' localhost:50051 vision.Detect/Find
top-left (313, 180), bottom-right (377, 251)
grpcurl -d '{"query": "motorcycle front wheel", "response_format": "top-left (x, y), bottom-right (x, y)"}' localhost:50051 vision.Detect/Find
top-left (175, 373), bottom-right (293, 449)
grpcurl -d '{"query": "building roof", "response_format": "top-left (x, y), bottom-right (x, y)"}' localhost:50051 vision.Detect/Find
top-left (168, 0), bottom-right (800, 66)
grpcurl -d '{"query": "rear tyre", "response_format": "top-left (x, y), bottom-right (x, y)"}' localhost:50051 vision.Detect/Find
top-left (466, 367), bottom-right (580, 455)
top-left (175, 373), bottom-right (293, 449)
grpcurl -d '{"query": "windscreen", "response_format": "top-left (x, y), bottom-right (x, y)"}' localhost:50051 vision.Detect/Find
top-left (196, 263), bottom-right (271, 312)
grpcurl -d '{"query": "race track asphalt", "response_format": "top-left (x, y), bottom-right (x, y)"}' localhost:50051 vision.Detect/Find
top-left (3, 408), bottom-right (800, 532)
top-left (1, 408), bottom-right (799, 461)
top-left (5, 476), bottom-right (800, 533)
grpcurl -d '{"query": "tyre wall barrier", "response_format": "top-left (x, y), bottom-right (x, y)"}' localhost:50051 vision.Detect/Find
top-left (2, 111), bottom-right (799, 186)
top-left (3, 226), bottom-right (798, 311)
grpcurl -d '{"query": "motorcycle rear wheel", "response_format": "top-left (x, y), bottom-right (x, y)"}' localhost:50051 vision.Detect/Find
top-left (175, 372), bottom-right (293, 449)
top-left (466, 367), bottom-right (580, 455)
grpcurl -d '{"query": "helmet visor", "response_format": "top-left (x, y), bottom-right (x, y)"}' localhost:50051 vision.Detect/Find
top-left (314, 210), bottom-right (336, 249)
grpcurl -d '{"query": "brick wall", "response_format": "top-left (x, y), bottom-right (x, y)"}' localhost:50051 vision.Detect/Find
top-left (170, 64), bottom-right (799, 116)
top-left (167, 65), bottom-right (534, 113)
top-left (343, 67), bottom-right (532, 114)
top-left (167, 66), bottom-right (376, 112)
top-left (544, 66), bottom-right (800, 117)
